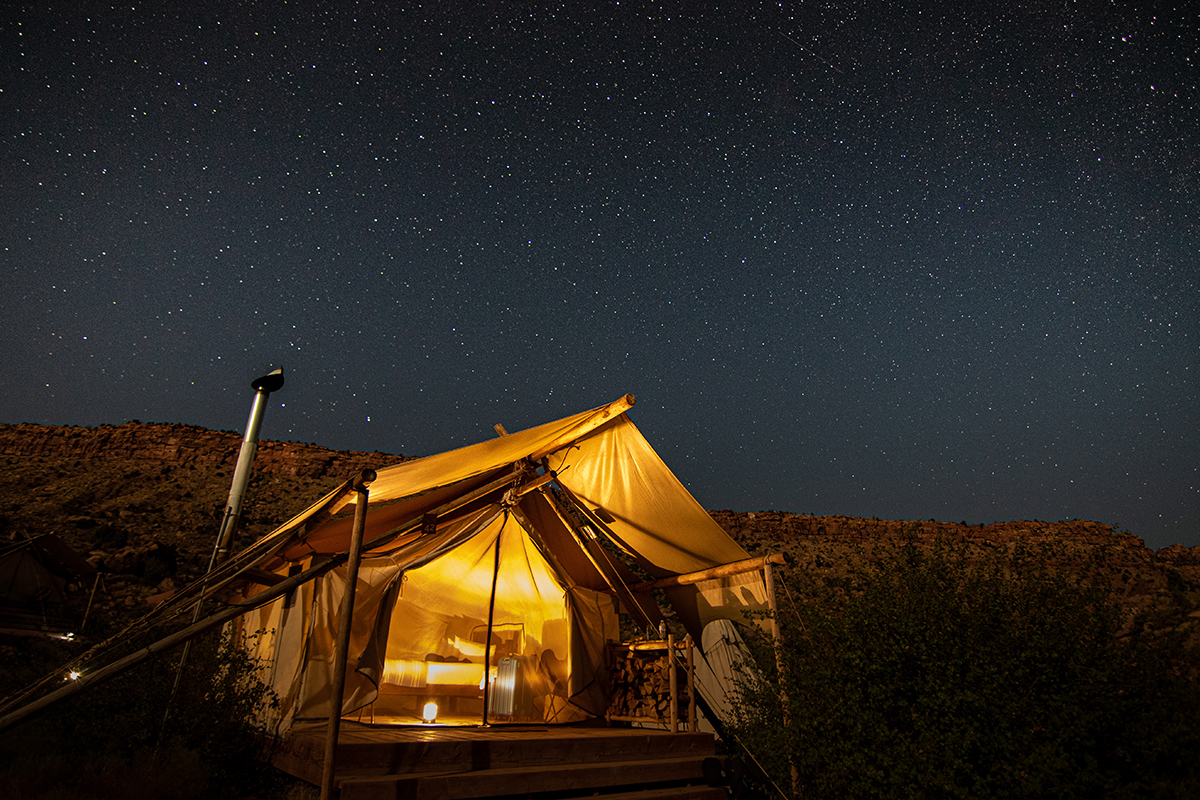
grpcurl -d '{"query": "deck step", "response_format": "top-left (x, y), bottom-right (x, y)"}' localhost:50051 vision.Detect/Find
top-left (338, 756), bottom-right (717, 800)
top-left (275, 727), bottom-right (716, 783)
top-left (580, 788), bottom-right (727, 800)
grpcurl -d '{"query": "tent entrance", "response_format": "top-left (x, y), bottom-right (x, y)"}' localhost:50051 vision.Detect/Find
top-left (334, 509), bottom-right (612, 728)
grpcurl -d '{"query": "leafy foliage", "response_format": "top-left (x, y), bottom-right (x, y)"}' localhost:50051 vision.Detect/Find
top-left (730, 543), bottom-right (1200, 799)
top-left (0, 630), bottom-right (290, 799)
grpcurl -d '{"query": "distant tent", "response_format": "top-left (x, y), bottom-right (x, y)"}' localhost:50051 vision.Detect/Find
top-left (233, 394), bottom-right (772, 731)
top-left (0, 534), bottom-right (96, 638)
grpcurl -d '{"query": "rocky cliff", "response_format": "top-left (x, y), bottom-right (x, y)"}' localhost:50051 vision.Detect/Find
top-left (0, 421), bottom-right (394, 479)
top-left (1, 422), bottom-right (1196, 646)
top-left (0, 422), bottom-right (407, 634)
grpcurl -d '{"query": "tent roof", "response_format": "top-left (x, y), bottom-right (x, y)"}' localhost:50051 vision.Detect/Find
top-left (270, 394), bottom-right (749, 581)
top-left (364, 395), bottom-right (637, 505)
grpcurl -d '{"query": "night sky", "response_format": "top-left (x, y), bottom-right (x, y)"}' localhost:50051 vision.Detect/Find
top-left (3, 2), bottom-right (1196, 549)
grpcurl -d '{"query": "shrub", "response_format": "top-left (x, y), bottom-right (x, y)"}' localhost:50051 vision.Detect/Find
top-left (0, 630), bottom-right (285, 799)
top-left (730, 543), bottom-right (1200, 799)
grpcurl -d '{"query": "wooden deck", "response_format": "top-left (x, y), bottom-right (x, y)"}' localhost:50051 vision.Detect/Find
top-left (272, 721), bottom-right (729, 800)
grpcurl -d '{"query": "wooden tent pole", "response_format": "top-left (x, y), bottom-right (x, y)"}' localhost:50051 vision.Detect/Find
top-left (763, 561), bottom-right (783, 649)
top-left (764, 560), bottom-right (799, 794)
top-left (685, 634), bottom-right (696, 731)
top-left (528, 393), bottom-right (636, 462)
top-left (320, 469), bottom-right (375, 800)
top-left (668, 633), bottom-right (678, 733)
top-left (629, 553), bottom-right (789, 593)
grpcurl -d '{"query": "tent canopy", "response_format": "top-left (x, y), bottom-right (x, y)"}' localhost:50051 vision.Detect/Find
top-left (237, 395), bottom-right (768, 730)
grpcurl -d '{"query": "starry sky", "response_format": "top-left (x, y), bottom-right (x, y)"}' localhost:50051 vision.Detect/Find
top-left (2, 2), bottom-right (1196, 549)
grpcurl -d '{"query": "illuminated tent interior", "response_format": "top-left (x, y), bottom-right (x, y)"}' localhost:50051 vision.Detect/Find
top-left (233, 394), bottom-right (770, 731)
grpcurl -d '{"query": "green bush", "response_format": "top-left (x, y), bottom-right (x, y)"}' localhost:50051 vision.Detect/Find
top-left (0, 630), bottom-right (287, 799)
top-left (730, 543), bottom-right (1200, 799)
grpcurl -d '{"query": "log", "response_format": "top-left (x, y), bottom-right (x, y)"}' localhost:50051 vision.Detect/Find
top-left (629, 553), bottom-right (789, 593)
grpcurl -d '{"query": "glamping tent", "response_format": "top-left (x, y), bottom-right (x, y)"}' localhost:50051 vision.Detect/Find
top-left (233, 394), bottom-right (772, 731)
top-left (0, 395), bottom-right (776, 740)
top-left (0, 534), bottom-right (96, 638)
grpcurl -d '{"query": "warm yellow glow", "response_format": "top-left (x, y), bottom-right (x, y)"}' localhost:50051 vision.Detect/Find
top-left (382, 658), bottom-right (492, 689)
top-left (452, 636), bottom-right (494, 659)
top-left (422, 701), bottom-right (438, 723)
top-left (426, 662), bottom-right (484, 686)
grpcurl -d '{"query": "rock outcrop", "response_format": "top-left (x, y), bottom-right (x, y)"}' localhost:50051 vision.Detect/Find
top-left (0, 421), bottom-right (395, 479)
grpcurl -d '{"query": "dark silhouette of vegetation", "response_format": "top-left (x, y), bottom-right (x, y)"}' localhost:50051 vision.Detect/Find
top-left (0, 631), bottom-right (306, 800)
top-left (730, 543), bottom-right (1200, 799)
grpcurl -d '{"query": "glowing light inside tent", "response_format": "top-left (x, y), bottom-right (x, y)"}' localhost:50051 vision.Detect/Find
top-left (422, 701), bottom-right (438, 723)
top-left (383, 659), bottom-right (489, 688)
top-left (427, 662), bottom-right (485, 686)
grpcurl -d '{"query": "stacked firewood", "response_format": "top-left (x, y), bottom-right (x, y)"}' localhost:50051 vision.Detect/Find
top-left (607, 646), bottom-right (690, 721)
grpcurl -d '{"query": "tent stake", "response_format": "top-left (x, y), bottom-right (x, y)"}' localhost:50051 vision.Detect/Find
top-left (320, 469), bottom-right (375, 800)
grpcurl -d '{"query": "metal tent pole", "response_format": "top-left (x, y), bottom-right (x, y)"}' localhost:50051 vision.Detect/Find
top-left (320, 469), bottom-right (375, 800)
top-left (481, 517), bottom-right (504, 727)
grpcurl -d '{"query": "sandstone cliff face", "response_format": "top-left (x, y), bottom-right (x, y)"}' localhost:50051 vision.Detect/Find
top-left (0, 422), bottom-right (408, 634)
top-left (0, 421), bottom-right (395, 479)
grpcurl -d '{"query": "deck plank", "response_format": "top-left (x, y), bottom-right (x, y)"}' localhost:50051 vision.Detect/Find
top-left (271, 722), bottom-right (724, 799)
top-left (339, 756), bottom-right (712, 800)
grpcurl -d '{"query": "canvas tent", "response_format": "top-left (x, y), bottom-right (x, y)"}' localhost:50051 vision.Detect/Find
top-left (0, 395), bottom-right (774, 737)
top-left (0, 534), bottom-right (96, 638)
top-left (231, 394), bottom-right (770, 731)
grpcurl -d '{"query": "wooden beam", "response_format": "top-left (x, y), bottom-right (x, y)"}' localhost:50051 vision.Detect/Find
top-left (668, 633), bottom-right (678, 733)
top-left (528, 393), bottom-right (636, 462)
top-left (512, 469), bottom-right (556, 499)
top-left (362, 468), bottom-right (522, 552)
top-left (765, 559), bottom-right (799, 794)
top-left (243, 567), bottom-right (288, 587)
top-left (628, 553), bottom-right (789, 593)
